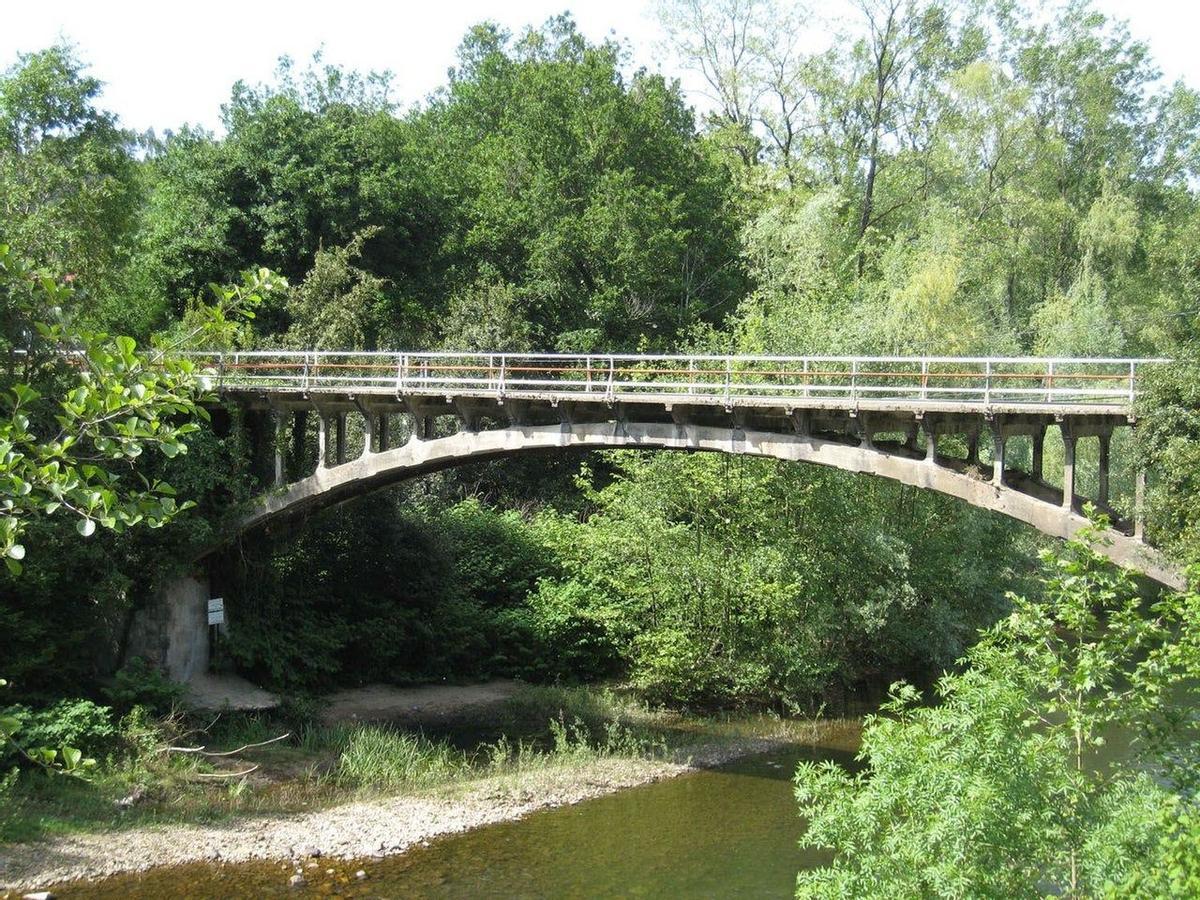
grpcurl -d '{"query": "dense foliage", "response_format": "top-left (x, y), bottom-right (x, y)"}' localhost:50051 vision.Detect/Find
top-left (216, 498), bottom-right (555, 690)
top-left (3, 0), bottom-right (1198, 702)
top-left (794, 523), bottom-right (1200, 896)
top-left (528, 452), bottom-right (1023, 708)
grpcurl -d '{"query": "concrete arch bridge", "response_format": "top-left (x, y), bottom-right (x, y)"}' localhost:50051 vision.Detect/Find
top-left (202, 350), bottom-right (1180, 590)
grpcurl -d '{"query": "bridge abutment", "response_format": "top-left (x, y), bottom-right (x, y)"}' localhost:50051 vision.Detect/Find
top-left (126, 572), bottom-right (211, 682)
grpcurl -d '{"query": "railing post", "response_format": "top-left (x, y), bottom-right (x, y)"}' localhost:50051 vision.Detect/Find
top-left (1046, 360), bottom-right (1054, 403)
top-left (688, 357), bottom-right (696, 395)
top-left (802, 358), bottom-right (809, 399)
top-left (920, 358), bottom-right (928, 401)
top-left (498, 355), bottom-right (507, 400)
top-left (605, 356), bottom-right (615, 401)
top-left (1129, 360), bottom-right (1137, 405)
top-left (302, 353), bottom-right (311, 392)
top-left (585, 356), bottom-right (592, 394)
top-left (850, 359), bottom-right (858, 405)
top-left (396, 353), bottom-right (407, 396)
top-left (724, 356), bottom-right (732, 408)
top-left (984, 360), bottom-right (991, 407)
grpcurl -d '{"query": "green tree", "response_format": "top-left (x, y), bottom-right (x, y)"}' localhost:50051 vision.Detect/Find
top-left (1137, 340), bottom-right (1200, 572)
top-left (424, 16), bottom-right (745, 350)
top-left (131, 55), bottom-right (443, 345)
top-left (529, 451), bottom-right (1021, 708)
top-left (794, 521), bottom-right (1200, 897)
top-left (0, 45), bottom-right (142, 330)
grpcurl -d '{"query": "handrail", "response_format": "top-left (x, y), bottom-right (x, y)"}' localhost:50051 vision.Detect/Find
top-left (183, 350), bottom-right (1173, 411)
top-left (181, 350), bottom-right (1171, 365)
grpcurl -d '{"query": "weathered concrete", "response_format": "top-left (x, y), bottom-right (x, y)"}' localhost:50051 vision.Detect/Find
top-left (125, 573), bottom-right (211, 681)
top-left (238, 421), bottom-right (1185, 591)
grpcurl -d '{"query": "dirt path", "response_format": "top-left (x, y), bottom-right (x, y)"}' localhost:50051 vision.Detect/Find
top-left (319, 679), bottom-right (521, 724)
top-left (184, 673), bottom-right (279, 711)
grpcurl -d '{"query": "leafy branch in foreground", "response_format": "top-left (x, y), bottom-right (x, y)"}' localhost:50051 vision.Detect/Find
top-left (0, 244), bottom-right (286, 572)
top-left (0, 678), bottom-right (94, 777)
top-left (794, 513), bottom-right (1200, 898)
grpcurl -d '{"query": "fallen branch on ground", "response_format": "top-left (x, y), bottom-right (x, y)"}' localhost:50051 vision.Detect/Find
top-left (160, 731), bottom-right (291, 756)
top-left (190, 764), bottom-right (260, 779)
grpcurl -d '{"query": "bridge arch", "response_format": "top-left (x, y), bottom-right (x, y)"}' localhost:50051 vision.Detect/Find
top-left (238, 419), bottom-right (1185, 591)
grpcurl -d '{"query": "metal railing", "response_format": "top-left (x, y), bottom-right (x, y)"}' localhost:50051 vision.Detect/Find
top-left (189, 351), bottom-right (1171, 410)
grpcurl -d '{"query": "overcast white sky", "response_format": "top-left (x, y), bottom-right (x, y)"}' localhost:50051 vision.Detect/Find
top-left (4, 1), bottom-right (1199, 135)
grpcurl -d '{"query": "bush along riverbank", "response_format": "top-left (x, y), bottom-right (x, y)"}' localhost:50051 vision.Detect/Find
top-left (0, 682), bottom-right (849, 892)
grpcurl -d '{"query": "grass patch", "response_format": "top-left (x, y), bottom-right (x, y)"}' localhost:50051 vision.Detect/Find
top-left (335, 727), bottom-right (469, 789)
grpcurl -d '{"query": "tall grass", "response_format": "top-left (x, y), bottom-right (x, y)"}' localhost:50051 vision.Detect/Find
top-left (335, 727), bottom-right (469, 789)
top-left (330, 712), bottom-right (665, 794)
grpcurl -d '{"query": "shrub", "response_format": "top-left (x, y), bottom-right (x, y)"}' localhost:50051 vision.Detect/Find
top-left (105, 657), bottom-right (186, 714)
top-left (1, 699), bottom-right (117, 764)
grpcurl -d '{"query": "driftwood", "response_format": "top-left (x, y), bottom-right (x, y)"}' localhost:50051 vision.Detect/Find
top-left (190, 764), bottom-right (261, 779)
top-left (162, 731), bottom-right (291, 757)
top-left (159, 728), bottom-right (292, 780)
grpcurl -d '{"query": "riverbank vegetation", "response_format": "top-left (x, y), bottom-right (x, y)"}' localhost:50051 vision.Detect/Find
top-left (0, 682), bottom-right (800, 847)
top-left (796, 524), bottom-right (1200, 896)
top-left (3, 0), bottom-right (1200, 892)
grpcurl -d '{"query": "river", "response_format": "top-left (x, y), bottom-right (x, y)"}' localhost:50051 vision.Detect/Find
top-left (52, 721), bottom-right (862, 898)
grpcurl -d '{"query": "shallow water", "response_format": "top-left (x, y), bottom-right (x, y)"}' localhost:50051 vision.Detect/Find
top-left (53, 721), bottom-right (861, 899)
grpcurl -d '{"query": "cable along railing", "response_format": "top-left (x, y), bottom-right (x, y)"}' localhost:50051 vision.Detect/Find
top-left (190, 351), bottom-right (1171, 410)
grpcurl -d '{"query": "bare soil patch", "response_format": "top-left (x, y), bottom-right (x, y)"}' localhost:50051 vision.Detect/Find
top-left (319, 679), bottom-right (521, 725)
